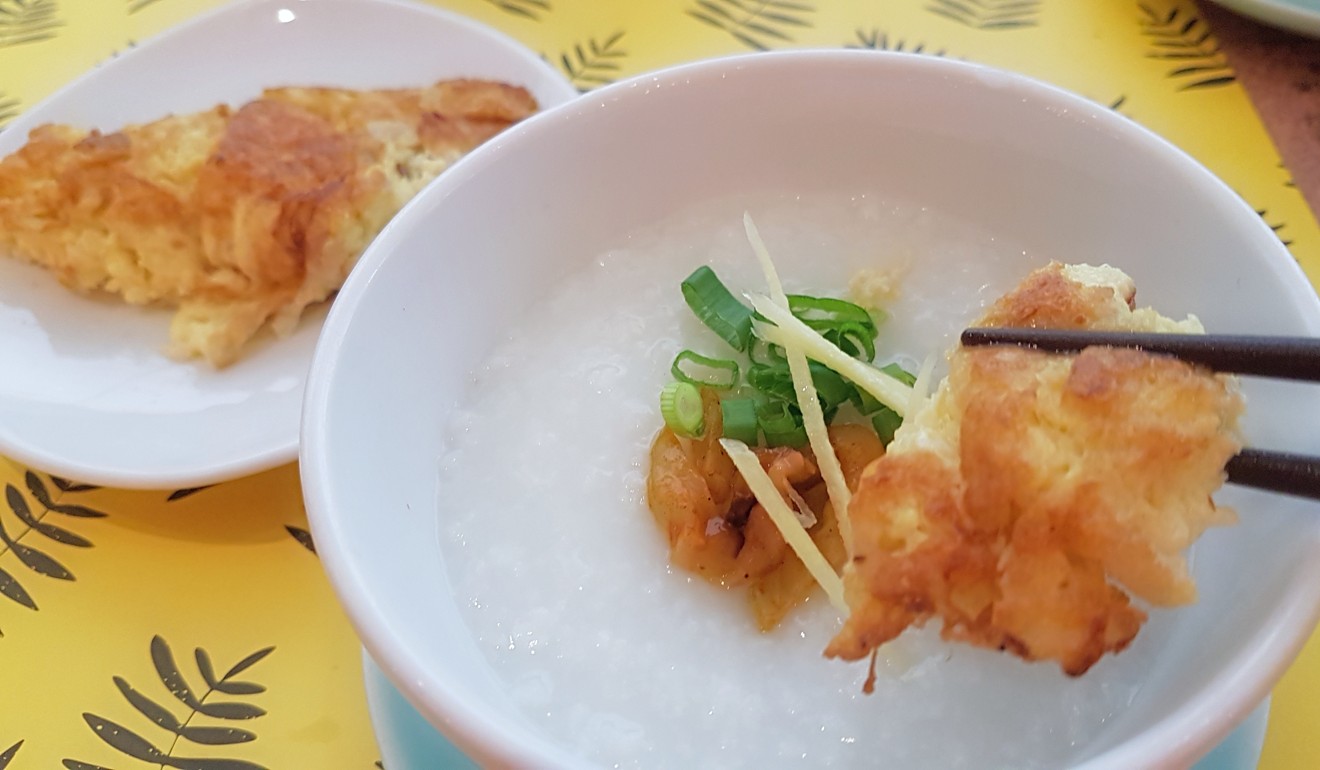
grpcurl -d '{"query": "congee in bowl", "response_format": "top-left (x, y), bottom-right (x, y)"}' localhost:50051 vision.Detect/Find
top-left (301, 50), bottom-right (1320, 768)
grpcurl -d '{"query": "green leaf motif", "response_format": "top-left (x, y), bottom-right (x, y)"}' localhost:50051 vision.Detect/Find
top-left (0, 497), bottom-right (73, 579)
top-left (179, 725), bottom-right (256, 746)
top-left (115, 675), bottom-right (183, 731)
top-left (166, 486), bottom-right (212, 502)
top-left (556, 31), bottom-right (628, 93)
top-left (847, 27), bottom-right (947, 55)
top-left (70, 637), bottom-right (274, 769)
top-left (1256, 208), bottom-right (1293, 248)
top-left (0, 740), bottom-right (22, 769)
top-left (0, 0), bottom-right (61, 47)
top-left (485, 0), bottom-right (549, 21)
top-left (83, 713), bottom-right (169, 763)
top-left (10, 482), bottom-right (92, 546)
top-left (0, 565), bottom-right (35, 610)
top-left (1138, 3), bottom-right (1235, 91)
top-left (687, 0), bottom-right (813, 51)
top-left (49, 475), bottom-right (99, 493)
top-left (284, 525), bottom-right (316, 555)
top-left (152, 635), bottom-right (204, 710)
top-left (926, 0), bottom-right (1039, 30)
top-left (223, 646), bottom-right (274, 680)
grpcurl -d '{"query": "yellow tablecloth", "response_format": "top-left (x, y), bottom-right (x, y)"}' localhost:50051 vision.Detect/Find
top-left (1, 0), bottom-right (1316, 767)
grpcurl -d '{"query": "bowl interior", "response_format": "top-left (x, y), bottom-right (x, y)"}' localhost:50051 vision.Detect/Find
top-left (303, 51), bottom-right (1320, 768)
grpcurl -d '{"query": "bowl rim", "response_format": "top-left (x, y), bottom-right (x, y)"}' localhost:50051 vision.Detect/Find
top-left (301, 47), bottom-right (1320, 768)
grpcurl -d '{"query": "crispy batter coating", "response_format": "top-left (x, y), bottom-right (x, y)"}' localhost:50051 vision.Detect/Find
top-left (826, 262), bottom-right (1243, 675)
top-left (0, 80), bottom-right (537, 366)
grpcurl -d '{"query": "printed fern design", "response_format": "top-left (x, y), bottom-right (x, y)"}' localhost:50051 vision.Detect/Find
top-left (127, 0), bottom-right (165, 15)
top-left (1139, 4), bottom-right (1234, 91)
top-left (485, 0), bottom-right (549, 21)
top-left (286, 525), bottom-right (316, 554)
top-left (0, 741), bottom-right (22, 769)
top-left (927, 0), bottom-right (1039, 30)
top-left (557, 31), bottom-right (627, 93)
top-left (687, 0), bottom-right (814, 51)
top-left (0, 93), bottom-right (18, 129)
top-left (0, 472), bottom-right (105, 629)
top-left (848, 28), bottom-right (947, 55)
top-left (1257, 209), bottom-right (1293, 247)
top-left (166, 485), bottom-right (212, 502)
top-left (0, 0), bottom-right (60, 47)
top-left (64, 636), bottom-right (274, 770)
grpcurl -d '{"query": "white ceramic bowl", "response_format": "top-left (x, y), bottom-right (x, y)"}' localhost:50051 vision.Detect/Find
top-left (302, 51), bottom-right (1320, 768)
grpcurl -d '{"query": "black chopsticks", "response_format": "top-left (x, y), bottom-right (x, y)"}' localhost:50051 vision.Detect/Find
top-left (961, 328), bottom-right (1320, 382)
top-left (961, 327), bottom-right (1320, 502)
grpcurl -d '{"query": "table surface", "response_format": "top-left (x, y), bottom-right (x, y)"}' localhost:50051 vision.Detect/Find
top-left (1, 0), bottom-right (1318, 768)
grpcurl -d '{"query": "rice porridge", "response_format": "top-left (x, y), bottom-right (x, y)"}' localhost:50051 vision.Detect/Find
top-left (436, 193), bottom-right (1162, 768)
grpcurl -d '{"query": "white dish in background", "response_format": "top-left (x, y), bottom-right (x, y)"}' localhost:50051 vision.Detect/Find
top-left (0, 0), bottom-right (576, 489)
top-left (1208, 0), bottom-right (1320, 37)
top-left (302, 51), bottom-right (1320, 768)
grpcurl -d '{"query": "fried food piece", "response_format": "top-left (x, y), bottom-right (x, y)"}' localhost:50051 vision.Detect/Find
top-left (826, 262), bottom-right (1243, 675)
top-left (0, 80), bottom-right (537, 366)
top-left (748, 424), bottom-right (884, 630)
top-left (646, 389), bottom-right (884, 626)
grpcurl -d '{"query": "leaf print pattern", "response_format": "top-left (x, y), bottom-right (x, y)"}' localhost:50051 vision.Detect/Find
top-left (687, 0), bottom-right (813, 51)
top-left (557, 31), bottom-right (627, 92)
top-left (1139, 3), bottom-right (1234, 91)
top-left (167, 486), bottom-right (212, 502)
top-left (0, 0), bottom-right (60, 47)
top-left (485, 0), bottom-right (550, 21)
top-left (0, 741), bottom-right (21, 769)
top-left (1257, 209), bottom-right (1293, 248)
top-left (64, 636), bottom-right (273, 769)
top-left (126, 0), bottom-right (164, 15)
top-left (0, 473), bottom-right (104, 628)
top-left (927, 0), bottom-right (1039, 30)
top-left (847, 28), bottom-right (947, 55)
top-left (285, 525), bottom-right (316, 554)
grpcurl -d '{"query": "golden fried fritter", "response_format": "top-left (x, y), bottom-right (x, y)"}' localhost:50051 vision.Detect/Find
top-left (826, 262), bottom-right (1243, 675)
top-left (0, 80), bottom-right (537, 366)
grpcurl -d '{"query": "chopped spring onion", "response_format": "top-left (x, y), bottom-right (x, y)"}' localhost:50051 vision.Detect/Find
top-left (868, 363), bottom-right (917, 444)
top-left (745, 213), bottom-right (856, 557)
top-left (720, 438), bottom-right (848, 614)
top-left (720, 398), bottom-right (759, 444)
top-left (659, 381), bottom-right (705, 437)
top-left (750, 295), bottom-right (913, 416)
top-left (681, 266), bottom-right (755, 352)
top-left (670, 350), bottom-right (740, 389)
top-left (787, 297), bottom-right (877, 360)
top-left (758, 401), bottom-right (807, 447)
top-left (826, 320), bottom-right (877, 361)
top-left (880, 361), bottom-right (918, 386)
top-left (872, 408), bottom-right (903, 445)
top-left (747, 361), bottom-right (854, 415)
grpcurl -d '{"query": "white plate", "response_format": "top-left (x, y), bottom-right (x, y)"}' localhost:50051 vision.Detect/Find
top-left (1208, 0), bottom-right (1320, 37)
top-left (0, 0), bottom-right (576, 489)
top-left (360, 649), bottom-right (1270, 770)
